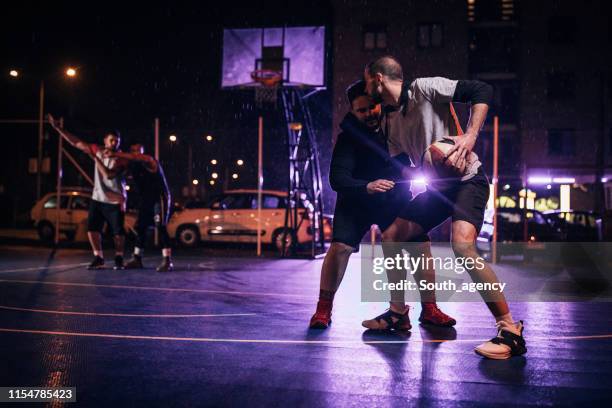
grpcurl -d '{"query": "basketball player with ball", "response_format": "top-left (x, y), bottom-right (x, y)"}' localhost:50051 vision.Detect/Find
top-left (361, 56), bottom-right (526, 360)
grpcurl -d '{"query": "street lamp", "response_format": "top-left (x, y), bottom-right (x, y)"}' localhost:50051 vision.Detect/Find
top-left (232, 173), bottom-right (239, 180)
top-left (169, 134), bottom-right (177, 142)
top-left (211, 172), bottom-right (218, 179)
top-left (209, 180), bottom-right (215, 185)
top-left (210, 159), bottom-right (217, 165)
top-left (206, 135), bottom-right (213, 142)
top-left (7, 67), bottom-right (77, 199)
top-left (236, 159), bottom-right (244, 166)
top-left (192, 179), bottom-right (199, 185)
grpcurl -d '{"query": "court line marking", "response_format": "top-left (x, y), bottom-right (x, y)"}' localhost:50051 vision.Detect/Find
top-left (1, 327), bottom-right (612, 345)
top-left (0, 262), bottom-right (89, 274)
top-left (0, 305), bottom-right (311, 318)
top-left (0, 305), bottom-right (257, 318)
top-left (0, 279), bottom-right (311, 299)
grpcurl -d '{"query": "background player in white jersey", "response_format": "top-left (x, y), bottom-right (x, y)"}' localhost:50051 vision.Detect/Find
top-left (48, 114), bottom-right (128, 270)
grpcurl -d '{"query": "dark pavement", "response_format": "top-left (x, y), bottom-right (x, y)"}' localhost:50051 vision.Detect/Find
top-left (1, 245), bottom-right (612, 407)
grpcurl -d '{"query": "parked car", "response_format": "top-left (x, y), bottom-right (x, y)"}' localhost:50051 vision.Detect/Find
top-left (542, 210), bottom-right (601, 242)
top-left (31, 189), bottom-right (137, 242)
top-left (477, 208), bottom-right (562, 261)
top-left (167, 189), bottom-right (332, 251)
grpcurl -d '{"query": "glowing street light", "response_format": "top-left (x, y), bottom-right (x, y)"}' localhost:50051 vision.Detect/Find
top-left (192, 179), bottom-right (199, 185)
top-left (9, 70), bottom-right (19, 78)
top-left (169, 134), bottom-right (177, 142)
top-left (211, 172), bottom-right (218, 179)
top-left (236, 159), bottom-right (244, 166)
top-left (209, 180), bottom-right (215, 185)
top-left (65, 67), bottom-right (77, 77)
top-left (206, 135), bottom-right (213, 142)
top-left (232, 173), bottom-right (239, 180)
top-left (210, 159), bottom-right (217, 165)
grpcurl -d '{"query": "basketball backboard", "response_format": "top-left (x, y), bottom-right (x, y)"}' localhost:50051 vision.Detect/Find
top-left (221, 26), bottom-right (326, 89)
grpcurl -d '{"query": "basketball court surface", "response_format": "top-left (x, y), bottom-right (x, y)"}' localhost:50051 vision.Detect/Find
top-left (1, 244), bottom-right (612, 406)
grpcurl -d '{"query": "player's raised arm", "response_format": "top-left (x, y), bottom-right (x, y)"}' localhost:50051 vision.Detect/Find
top-left (47, 114), bottom-right (94, 154)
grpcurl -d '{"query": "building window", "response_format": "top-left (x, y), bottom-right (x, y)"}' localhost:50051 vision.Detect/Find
top-left (548, 16), bottom-right (576, 44)
top-left (548, 129), bottom-right (576, 156)
top-left (547, 71), bottom-right (576, 100)
top-left (363, 24), bottom-right (387, 50)
top-left (417, 23), bottom-right (444, 48)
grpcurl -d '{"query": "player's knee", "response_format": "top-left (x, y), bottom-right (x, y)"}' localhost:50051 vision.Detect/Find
top-left (329, 242), bottom-right (354, 258)
top-left (452, 241), bottom-right (478, 259)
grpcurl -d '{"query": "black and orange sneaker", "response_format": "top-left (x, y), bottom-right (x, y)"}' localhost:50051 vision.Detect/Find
top-left (419, 303), bottom-right (457, 327)
top-left (362, 306), bottom-right (412, 331)
top-left (309, 299), bottom-right (333, 329)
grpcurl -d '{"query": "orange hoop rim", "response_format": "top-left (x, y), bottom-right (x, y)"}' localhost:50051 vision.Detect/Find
top-left (250, 69), bottom-right (283, 87)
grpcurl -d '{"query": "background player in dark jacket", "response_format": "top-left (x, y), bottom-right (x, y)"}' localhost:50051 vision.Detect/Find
top-left (309, 80), bottom-right (456, 329)
top-left (109, 144), bottom-right (173, 272)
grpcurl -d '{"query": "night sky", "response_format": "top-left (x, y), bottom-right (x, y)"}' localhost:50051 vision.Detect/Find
top-left (1, 1), bottom-right (335, 216)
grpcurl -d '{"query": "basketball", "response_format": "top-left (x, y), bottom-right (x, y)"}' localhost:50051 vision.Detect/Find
top-left (421, 138), bottom-right (473, 190)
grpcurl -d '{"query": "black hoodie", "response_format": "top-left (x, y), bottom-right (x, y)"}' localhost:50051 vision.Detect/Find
top-left (330, 112), bottom-right (412, 211)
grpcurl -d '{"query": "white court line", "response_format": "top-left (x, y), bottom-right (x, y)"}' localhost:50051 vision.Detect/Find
top-left (0, 305), bottom-right (257, 318)
top-left (0, 262), bottom-right (89, 274)
top-left (1, 327), bottom-right (612, 345)
top-left (0, 279), bottom-right (312, 299)
top-left (0, 305), bottom-right (312, 318)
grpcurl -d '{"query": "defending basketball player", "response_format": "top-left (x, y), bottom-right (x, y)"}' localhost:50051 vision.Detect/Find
top-left (361, 56), bottom-right (526, 360)
top-left (309, 80), bottom-right (456, 329)
top-left (107, 144), bottom-right (174, 272)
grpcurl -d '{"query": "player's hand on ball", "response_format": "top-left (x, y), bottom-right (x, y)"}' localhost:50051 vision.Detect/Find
top-left (367, 179), bottom-right (395, 194)
top-left (444, 133), bottom-right (476, 175)
top-left (445, 133), bottom-right (477, 159)
top-left (444, 150), bottom-right (467, 175)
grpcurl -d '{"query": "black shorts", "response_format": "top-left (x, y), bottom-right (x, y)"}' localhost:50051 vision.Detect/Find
top-left (332, 198), bottom-right (429, 250)
top-left (136, 196), bottom-right (170, 229)
top-left (87, 200), bottom-right (125, 236)
top-left (398, 168), bottom-right (490, 233)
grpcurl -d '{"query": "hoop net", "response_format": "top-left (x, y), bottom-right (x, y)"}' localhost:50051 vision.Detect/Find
top-left (251, 70), bottom-right (282, 108)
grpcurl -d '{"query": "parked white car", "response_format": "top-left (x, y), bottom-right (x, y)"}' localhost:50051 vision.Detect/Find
top-left (31, 189), bottom-right (136, 242)
top-left (167, 189), bottom-right (332, 251)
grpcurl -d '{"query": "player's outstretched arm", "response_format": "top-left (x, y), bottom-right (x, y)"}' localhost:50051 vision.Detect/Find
top-left (106, 151), bottom-right (158, 173)
top-left (47, 114), bottom-right (92, 154)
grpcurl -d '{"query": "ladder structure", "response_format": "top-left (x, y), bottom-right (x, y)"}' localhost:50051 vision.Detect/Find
top-left (280, 88), bottom-right (326, 258)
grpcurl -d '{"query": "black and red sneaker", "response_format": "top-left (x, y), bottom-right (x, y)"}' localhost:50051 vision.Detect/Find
top-left (419, 303), bottom-right (457, 327)
top-left (309, 300), bottom-right (333, 329)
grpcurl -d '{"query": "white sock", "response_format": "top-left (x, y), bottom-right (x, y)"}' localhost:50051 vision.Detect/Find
top-left (495, 312), bottom-right (514, 325)
top-left (94, 250), bottom-right (103, 258)
top-left (134, 247), bottom-right (143, 256)
top-left (162, 248), bottom-right (172, 258)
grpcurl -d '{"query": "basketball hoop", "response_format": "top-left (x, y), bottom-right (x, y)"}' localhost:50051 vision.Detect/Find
top-left (251, 69), bottom-right (282, 107)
